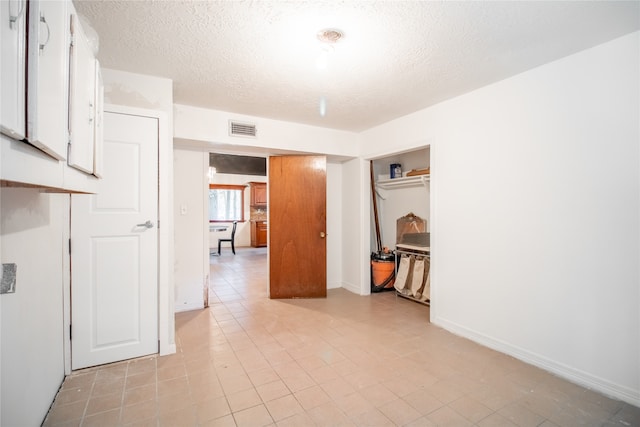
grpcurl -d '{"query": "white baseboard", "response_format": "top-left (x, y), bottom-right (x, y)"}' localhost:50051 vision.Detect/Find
top-left (327, 281), bottom-right (341, 289)
top-left (433, 316), bottom-right (640, 407)
top-left (159, 342), bottom-right (176, 356)
top-left (174, 301), bottom-right (204, 313)
top-left (340, 281), bottom-right (362, 295)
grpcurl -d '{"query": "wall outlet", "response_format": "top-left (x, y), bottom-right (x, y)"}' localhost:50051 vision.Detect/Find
top-left (1, 263), bottom-right (17, 294)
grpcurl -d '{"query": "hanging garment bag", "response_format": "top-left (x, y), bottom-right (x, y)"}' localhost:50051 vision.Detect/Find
top-left (416, 257), bottom-right (431, 302)
top-left (394, 254), bottom-right (413, 294)
top-left (419, 270), bottom-right (431, 302)
top-left (410, 257), bottom-right (426, 297)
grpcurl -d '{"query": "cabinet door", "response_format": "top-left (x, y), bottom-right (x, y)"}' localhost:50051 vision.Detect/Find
top-left (67, 11), bottom-right (96, 174)
top-left (93, 63), bottom-right (104, 177)
top-left (0, 0), bottom-right (27, 140)
top-left (255, 185), bottom-right (267, 205)
top-left (257, 222), bottom-right (268, 247)
top-left (26, 0), bottom-right (69, 160)
top-left (251, 221), bottom-right (257, 247)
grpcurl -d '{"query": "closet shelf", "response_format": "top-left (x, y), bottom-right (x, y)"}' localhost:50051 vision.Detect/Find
top-left (376, 175), bottom-right (430, 189)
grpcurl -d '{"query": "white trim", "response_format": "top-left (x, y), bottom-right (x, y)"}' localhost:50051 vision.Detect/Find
top-left (360, 158), bottom-right (372, 296)
top-left (63, 195), bottom-right (72, 375)
top-left (327, 281), bottom-right (342, 290)
top-left (428, 140), bottom-right (438, 324)
top-left (341, 281), bottom-right (360, 295)
top-left (202, 152), bottom-right (210, 308)
top-left (174, 302), bottom-right (205, 313)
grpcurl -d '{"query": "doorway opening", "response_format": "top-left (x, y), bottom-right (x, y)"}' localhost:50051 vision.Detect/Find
top-left (206, 152), bottom-right (269, 306)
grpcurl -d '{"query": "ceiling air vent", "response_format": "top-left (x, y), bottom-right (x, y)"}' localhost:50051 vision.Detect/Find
top-left (229, 120), bottom-right (257, 138)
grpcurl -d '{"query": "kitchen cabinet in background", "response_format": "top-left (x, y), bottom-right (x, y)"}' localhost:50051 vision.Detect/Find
top-left (251, 220), bottom-right (268, 247)
top-left (249, 182), bottom-right (267, 206)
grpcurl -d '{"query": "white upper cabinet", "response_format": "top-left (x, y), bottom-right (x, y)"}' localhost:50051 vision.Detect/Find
top-left (68, 11), bottom-right (96, 174)
top-left (1, 0), bottom-right (27, 140)
top-left (93, 64), bottom-right (104, 178)
top-left (1, 0), bottom-right (103, 192)
top-left (26, 0), bottom-right (70, 160)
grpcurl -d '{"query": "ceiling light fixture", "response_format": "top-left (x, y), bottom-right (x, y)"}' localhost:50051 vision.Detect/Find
top-left (317, 28), bottom-right (343, 44)
top-left (315, 29), bottom-right (343, 116)
top-left (315, 28), bottom-right (343, 70)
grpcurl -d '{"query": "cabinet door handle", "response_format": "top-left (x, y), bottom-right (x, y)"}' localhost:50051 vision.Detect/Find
top-left (39, 13), bottom-right (50, 52)
top-left (320, 231), bottom-right (326, 238)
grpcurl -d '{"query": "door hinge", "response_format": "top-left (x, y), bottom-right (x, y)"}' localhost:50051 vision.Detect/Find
top-left (69, 324), bottom-right (72, 340)
top-left (68, 238), bottom-right (71, 255)
top-left (157, 220), bottom-right (160, 229)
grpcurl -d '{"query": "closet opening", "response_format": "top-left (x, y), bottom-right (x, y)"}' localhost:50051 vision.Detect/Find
top-left (369, 145), bottom-right (431, 308)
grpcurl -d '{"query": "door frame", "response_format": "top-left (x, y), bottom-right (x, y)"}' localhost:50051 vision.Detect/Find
top-left (63, 104), bottom-right (174, 374)
top-left (361, 140), bottom-right (434, 313)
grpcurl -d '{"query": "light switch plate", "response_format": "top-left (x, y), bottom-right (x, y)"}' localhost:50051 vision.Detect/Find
top-left (1, 263), bottom-right (17, 294)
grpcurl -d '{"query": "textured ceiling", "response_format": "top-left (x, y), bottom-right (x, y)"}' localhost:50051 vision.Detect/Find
top-left (74, 1), bottom-right (640, 132)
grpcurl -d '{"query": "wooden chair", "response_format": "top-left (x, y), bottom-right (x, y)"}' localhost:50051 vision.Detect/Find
top-left (217, 221), bottom-right (237, 255)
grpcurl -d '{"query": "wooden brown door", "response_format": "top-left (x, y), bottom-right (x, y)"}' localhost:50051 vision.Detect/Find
top-left (269, 155), bottom-right (327, 298)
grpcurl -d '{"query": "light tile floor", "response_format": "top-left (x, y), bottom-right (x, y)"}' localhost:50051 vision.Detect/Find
top-left (44, 247), bottom-right (639, 426)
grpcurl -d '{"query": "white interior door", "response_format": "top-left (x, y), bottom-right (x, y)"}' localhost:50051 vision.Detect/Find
top-left (71, 111), bottom-right (158, 369)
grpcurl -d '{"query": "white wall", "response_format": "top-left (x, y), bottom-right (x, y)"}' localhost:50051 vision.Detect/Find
top-left (1, 189), bottom-right (68, 426)
top-left (1, 141), bottom-right (2, 427)
top-left (103, 69), bottom-right (173, 123)
top-left (359, 32), bottom-right (640, 405)
top-left (326, 162), bottom-right (343, 289)
top-left (174, 149), bottom-right (209, 312)
top-left (341, 158), bottom-right (368, 294)
top-left (376, 186), bottom-right (430, 249)
top-left (174, 104), bottom-right (359, 160)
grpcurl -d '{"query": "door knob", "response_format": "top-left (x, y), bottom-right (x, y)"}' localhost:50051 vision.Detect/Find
top-left (137, 220), bottom-right (154, 229)
top-left (320, 231), bottom-right (326, 238)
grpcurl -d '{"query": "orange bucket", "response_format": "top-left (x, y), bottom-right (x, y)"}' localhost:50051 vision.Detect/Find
top-left (371, 259), bottom-right (395, 290)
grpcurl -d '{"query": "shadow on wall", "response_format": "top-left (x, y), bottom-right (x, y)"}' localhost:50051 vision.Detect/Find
top-left (1, 188), bottom-right (53, 235)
